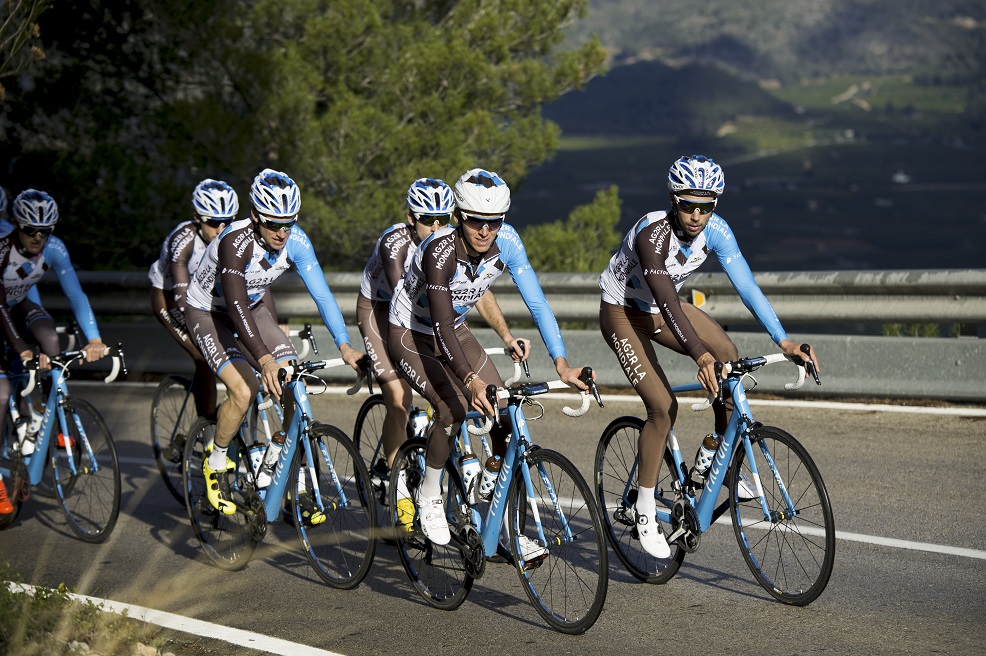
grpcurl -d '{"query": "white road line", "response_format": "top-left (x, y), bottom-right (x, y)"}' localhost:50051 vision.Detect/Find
top-left (5, 582), bottom-right (345, 656)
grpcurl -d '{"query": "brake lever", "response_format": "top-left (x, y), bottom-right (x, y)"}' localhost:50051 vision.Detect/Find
top-left (801, 343), bottom-right (821, 385)
top-left (714, 361), bottom-right (725, 405)
top-left (361, 356), bottom-right (374, 395)
top-left (515, 340), bottom-right (531, 379)
top-left (485, 384), bottom-right (499, 427)
top-left (301, 322), bottom-right (318, 356)
top-left (580, 366), bottom-right (603, 407)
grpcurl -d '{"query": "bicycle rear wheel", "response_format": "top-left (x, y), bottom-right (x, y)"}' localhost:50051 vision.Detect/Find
top-left (389, 437), bottom-right (473, 610)
top-left (182, 418), bottom-right (258, 570)
top-left (292, 422), bottom-right (376, 589)
top-left (595, 416), bottom-right (685, 583)
top-left (150, 375), bottom-right (196, 504)
top-left (730, 425), bottom-right (835, 606)
top-left (511, 448), bottom-right (607, 634)
top-left (53, 399), bottom-right (121, 543)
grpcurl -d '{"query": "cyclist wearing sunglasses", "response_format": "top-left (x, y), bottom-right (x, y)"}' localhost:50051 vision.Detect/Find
top-left (185, 168), bottom-right (363, 515)
top-left (0, 190), bottom-right (108, 455)
top-left (357, 178), bottom-right (526, 482)
top-left (388, 168), bottom-right (593, 546)
top-left (148, 179), bottom-right (241, 418)
top-left (598, 154), bottom-right (820, 558)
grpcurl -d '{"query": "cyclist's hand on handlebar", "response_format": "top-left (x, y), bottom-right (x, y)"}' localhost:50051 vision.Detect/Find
top-left (339, 343), bottom-right (365, 374)
top-left (82, 338), bottom-right (108, 363)
top-left (696, 352), bottom-right (719, 398)
top-left (555, 357), bottom-right (593, 392)
top-left (466, 375), bottom-right (497, 419)
top-left (505, 337), bottom-right (531, 363)
top-left (780, 339), bottom-right (820, 375)
top-left (259, 355), bottom-right (286, 400)
top-left (21, 350), bottom-right (49, 371)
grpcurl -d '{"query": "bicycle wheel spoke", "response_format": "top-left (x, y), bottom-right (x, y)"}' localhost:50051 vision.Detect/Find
top-left (150, 376), bottom-right (196, 505)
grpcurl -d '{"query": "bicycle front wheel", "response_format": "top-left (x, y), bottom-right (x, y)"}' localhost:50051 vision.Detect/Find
top-left (53, 399), bottom-right (121, 543)
top-left (389, 437), bottom-right (473, 610)
top-left (182, 418), bottom-right (258, 570)
top-left (352, 394), bottom-right (389, 525)
top-left (511, 448), bottom-right (607, 634)
top-left (595, 416), bottom-right (685, 583)
top-left (293, 422), bottom-right (376, 589)
top-left (150, 375), bottom-right (196, 504)
top-left (730, 425), bottom-right (835, 606)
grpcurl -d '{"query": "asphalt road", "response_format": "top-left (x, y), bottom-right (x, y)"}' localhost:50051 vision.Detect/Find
top-left (1, 383), bottom-right (984, 655)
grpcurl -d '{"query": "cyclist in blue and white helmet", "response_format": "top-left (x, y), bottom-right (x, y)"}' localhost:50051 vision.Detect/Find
top-left (597, 154), bottom-right (820, 559)
top-left (250, 168), bottom-right (300, 218)
top-left (192, 179), bottom-right (239, 221)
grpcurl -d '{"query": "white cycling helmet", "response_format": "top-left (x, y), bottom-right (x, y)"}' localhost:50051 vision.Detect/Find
top-left (667, 155), bottom-right (725, 197)
top-left (192, 179), bottom-right (239, 220)
top-left (407, 178), bottom-right (455, 216)
top-left (12, 189), bottom-right (59, 228)
top-left (453, 168), bottom-right (510, 215)
top-left (250, 168), bottom-right (300, 217)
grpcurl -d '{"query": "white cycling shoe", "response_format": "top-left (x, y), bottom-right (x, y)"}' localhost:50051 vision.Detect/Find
top-left (517, 534), bottom-right (548, 564)
top-left (635, 508), bottom-right (671, 559)
top-left (735, 472), bottom-right (758, 501)
top-left (415, 490), bottom-right (451, 546)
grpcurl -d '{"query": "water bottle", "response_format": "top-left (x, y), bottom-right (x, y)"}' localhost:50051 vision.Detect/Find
top-left (255, 431), bottom-right (286, 489)
top-left (27, 404), bottom-right (44, 436)
top-left (247, 442), bottom-right (265, 480)
top-left (459, 453), bottom-right (481, 502)
top-left (409, 407), bottom-right (429, 438)
top-left (692, 433), bottom-right (721, 478)
top-left (478, 455), bottom-right (502, 501)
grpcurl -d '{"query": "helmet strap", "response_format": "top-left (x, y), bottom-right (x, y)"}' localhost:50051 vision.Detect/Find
top-left (668, 193), bottom-right (689, 240)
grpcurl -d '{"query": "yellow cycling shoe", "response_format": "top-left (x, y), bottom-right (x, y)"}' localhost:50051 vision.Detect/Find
top-left (396, 497), bottom-right (416, 534)
top-left (202, 456), bottom-right (238, 515)
top-left (296, 492), bottom-right (326, 526)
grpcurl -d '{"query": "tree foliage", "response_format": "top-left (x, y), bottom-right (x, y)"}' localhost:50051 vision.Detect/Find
top-left (0, 0), bottom-right (606, 270)
top-left (521, 184), bottom-right (621, 273)
top-left (0, 0), bottom-right (47, 100)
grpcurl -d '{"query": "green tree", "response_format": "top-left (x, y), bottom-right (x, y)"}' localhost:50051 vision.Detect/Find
top-left (521, 184), bottom-right (621, 272)
top-left (0, 0), bottom-right (47, 100)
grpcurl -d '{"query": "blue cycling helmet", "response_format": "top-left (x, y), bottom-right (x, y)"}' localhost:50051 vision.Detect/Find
top-left (192, 179), bottom-right (239, 220)
top-left (407, 178), bottom-right (455, 216)
top-left (250, 168), bottom-right (300, 217)
top-left (12, 189), bottom-right (59, 228)
top-left (668, 155), bottom-right (725, 197)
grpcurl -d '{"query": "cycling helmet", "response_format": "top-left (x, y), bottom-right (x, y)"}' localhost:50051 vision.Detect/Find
top-left (453, 168), bottom-right (510, 215)
top-left (192, 179), bottom-right (239, 220)
top-left (407, 178), bottom-right (455, 216)
top-left (667, 155), bottom-right (725, 197)
top-left (250, 168), bottom-right (300, 217)
top-left (12, 189), bottom-right (58, 228)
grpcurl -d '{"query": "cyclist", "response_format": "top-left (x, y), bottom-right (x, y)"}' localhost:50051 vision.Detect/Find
top-left (358, 177), bottom-right (528, 485)
top-left (0, 190), bottom-right (108, 457)
top-left (389, 168), bottom-right (592, 548)
top-left (185, 168), bottom-right (363, 517)
top-left (598, 154), bottom-right (820, 558)
top-left (148, 179), bottom-right (239, 417)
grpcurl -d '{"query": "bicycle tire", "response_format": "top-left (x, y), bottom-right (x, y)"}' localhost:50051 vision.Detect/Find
top-left (595, 416), bottom-right (686, 583)
top-left (511, 447), bottom-right (608, 634)
top-left (53, 399), bottom-right (121, 543)
top-left (730, 425), bottom-right (836, 606)
top-left (352, 394), bottom-right (389, 522)
top-left (390, 437), bottom-right (473, 610)
top-left (182, 418), bottom-right (258, 570)
top-left (150, 375), bottom-right (196, 505)
top-left (292, 422), bottom-right (376, 589)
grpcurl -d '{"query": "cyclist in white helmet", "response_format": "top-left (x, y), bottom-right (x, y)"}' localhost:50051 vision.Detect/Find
top-left (388, 168), bottom-right (594, 548)
top-left (148, 179), bottom-right (241, 417)
top-left (357, 177), bottom-right (528, 489)
top-left (598, 155), bottom-right (820, 558)
top-left (185, 168), bottom-right (363, 517)
top-left (0, 189), bottom-right (108, 456)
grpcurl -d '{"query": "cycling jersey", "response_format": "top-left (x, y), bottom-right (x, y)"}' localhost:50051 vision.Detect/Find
top-left (389, 223), bottom-right (566, 381)
top-left (0, 219), bottom-right (13, 236)
top-left (359, 223), bottom-right (416, 301)
top-left (185, 218), bottom-right (351, 362)
top-left (148, 221), bottom-right (209, 314)
top-left (0, 232), bottom-right (100, 353)
top-left (599, 211), bottom-right (787, 358)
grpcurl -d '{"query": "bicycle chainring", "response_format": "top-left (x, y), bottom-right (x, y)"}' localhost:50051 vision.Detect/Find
top-left (671, 498), bottom-right (702, 553)
top-left (459, 524), bottom-right (485, 579)
top-left (243, 492), bottom-right (267, 541)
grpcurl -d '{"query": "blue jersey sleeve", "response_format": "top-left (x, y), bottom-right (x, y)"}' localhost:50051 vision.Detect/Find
top-left (496, 225), bottom-right (567, 362)
top-left (287, 228), bottom-right (352, 349)
top-left (705, 216), bottom-right (787, 344)
top-left (44, 237), bottom-right (101, 342)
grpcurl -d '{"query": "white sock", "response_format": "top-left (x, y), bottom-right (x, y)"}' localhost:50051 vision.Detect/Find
top-left (420, 466), bottom-right (444, 499)
top-left (636, 485), bottom-right (656, 518)
top-left (208, 444), bottom-right (229, 470)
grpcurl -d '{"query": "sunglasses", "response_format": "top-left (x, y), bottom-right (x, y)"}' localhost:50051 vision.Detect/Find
top-left (22, 226), bottom-right (53, 237)
top-left (258, 215), bottom-right (298, 233)
top-left (460, 212), bottom-right (504, 232)
top-left (199, 218), bottom-right (229, 228)
top-left (674, 196), bottom-right (717, 215)
top-left (414, 213), bottom-right (452, 227)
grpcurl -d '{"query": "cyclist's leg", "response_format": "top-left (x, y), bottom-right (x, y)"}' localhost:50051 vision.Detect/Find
top-left (248, 303), bottom-right (298, 427)
top-left (151, 287), bottom-right (217, 416)
top-left (18, 301), bottom-right (59, 358)
top-left (357, 295), bottom-right (410, 468)
top-left (455, 325), bottom-right (508, 457)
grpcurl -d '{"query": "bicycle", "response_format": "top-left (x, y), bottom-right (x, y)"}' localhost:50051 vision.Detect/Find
top-left (353, 347), bottom-right (527, 522)
top-left (181, 350), bottom-right (377, 589)
top-left (388, 369), bottom-right (608, 634)
top-left (595, 347), bottom-right (835, 606)
top-left (151, 324), bottom-right (314, 504)
top-left (0, 345), bottom-right (127, 542)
